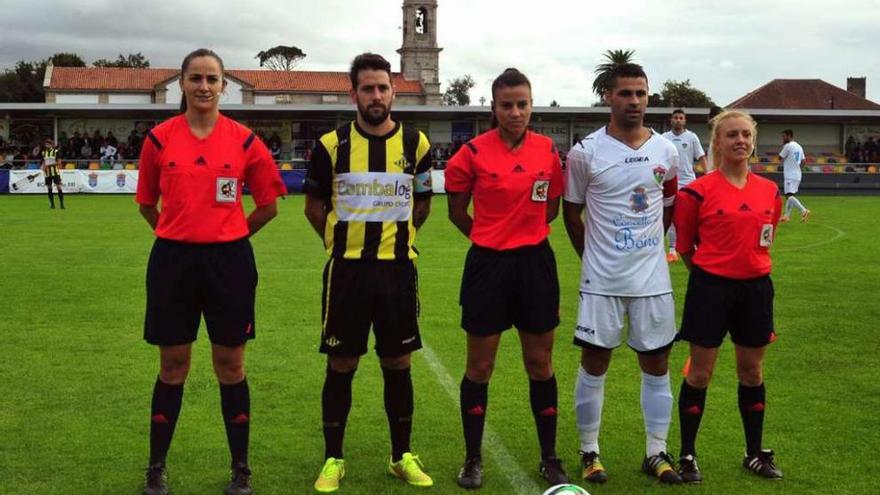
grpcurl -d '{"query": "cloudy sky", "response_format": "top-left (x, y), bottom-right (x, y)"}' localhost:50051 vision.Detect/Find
top-left (1, 0), bottom-right (877, 106)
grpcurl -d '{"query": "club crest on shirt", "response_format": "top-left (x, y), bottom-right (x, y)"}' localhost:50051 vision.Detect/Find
top-left (652, 166), bottom-right (667, 185)
top-left (630, 186), bottom-right (648, 212)
top-left (682, 142), bottom-right (688, 149)
top-left (532, 180), bottom-right (549, 202)
top-left (216, 177), bottom-right (238, 203)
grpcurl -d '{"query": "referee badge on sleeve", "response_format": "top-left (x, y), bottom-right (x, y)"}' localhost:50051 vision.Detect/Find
top-left (216, 177), bottom-right (238, 203)
top-left (760, 224), bottom-right (774, 247)
top-left (531, 180), bottom-right (549, 202)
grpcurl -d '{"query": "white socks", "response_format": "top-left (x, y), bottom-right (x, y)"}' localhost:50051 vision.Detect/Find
top-left (641, 372), bottom-right (673, 457)
top-left (667, 225), bottom-right (677, 253)
top-left (575, 367), bottom-right (605, 454)
top-left (785, 195), bottom-right (806, 216)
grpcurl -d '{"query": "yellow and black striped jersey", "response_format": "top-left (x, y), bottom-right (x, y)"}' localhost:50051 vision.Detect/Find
top-left (42, 148), bottom-right (60, 177)
top-left (304, 121), bottom-right (432, 260)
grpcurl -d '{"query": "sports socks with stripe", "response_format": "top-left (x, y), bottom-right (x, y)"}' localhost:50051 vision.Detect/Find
top-left (220, 378), bottom-right (250, 466)
top-left (382, 366), bottom-right (414, 462)
top-left (460, 376), bottom-right (488, 460)
top-left (529, 375), bottom-right (559, 459)
top-left (574, 367), bottom-right (605, 454)
top-left (738, 382), bottom-right (766, 456)
top-left (322, 367), bottom-right (355, 460)
top-left (641, 371), bottom-right (673, 457)
top-left (149, 377), bottom-right (184, 465)
top-left (678, 379), bottom-right (707, 457)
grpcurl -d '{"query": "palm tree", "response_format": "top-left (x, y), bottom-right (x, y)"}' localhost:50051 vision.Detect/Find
top-left (592, 49), bottom-right (637, 98)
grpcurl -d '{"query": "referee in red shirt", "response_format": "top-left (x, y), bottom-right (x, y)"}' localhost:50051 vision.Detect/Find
top-left (445, 68), bottom-right (568, 489)
top-left (135, 48), bottom-right (286, 495)
top-left (673, 110), bottom-right (784, 482)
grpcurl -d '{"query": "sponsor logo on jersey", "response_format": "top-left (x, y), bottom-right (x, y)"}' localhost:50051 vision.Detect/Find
top-left (625, 156), bottom-right (649, 163)
top-left (216, 177), bottom-right (238, 203)
top-left (334, 172), bottom-right (414, 222)
top-left (576, 325), bottom-right (596, 336)
top-left (532, 180), bottom-right (549, 202)
top-left (394, 155), bottom-right (413, 170)
top-left (630, 186), bottom-right (649, 213)
top-left (195, 156), bottom-right (207, 166)
top-left (325, 336), bottom-right (341, 347)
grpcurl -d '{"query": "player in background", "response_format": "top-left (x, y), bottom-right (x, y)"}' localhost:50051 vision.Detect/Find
top-left (136, 48), bottom-right (286, 495)
top-left (779, 129), bottom-right (810, 222)
top-left (662, 109), bottom-right (706, 262)
top-left (673, 110), bottom-right (783, 482)
top-left (304, 53), bottom-right (434, 493)
top-left (40, 139), bottom-right (64, 209)
top-left (445, 68), bottom-right (568, 489)
top-left (564, 63), bottom-right (682, 485)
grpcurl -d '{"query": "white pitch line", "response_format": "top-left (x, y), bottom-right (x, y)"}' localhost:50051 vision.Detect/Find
top-left (419, 342), bottom-right (542, 495)
top-left (775, 222), bottom-right (846, 252)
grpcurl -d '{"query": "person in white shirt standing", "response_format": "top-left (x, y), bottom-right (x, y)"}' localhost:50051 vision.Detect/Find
top-left (563, 62), bottom-right (683, 486)
top-left (662, 109), bottom-right (706, 262)
top-left (779, 129), bottom-right (810, 222)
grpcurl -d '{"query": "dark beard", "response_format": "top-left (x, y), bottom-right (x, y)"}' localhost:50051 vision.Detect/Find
top-left (358, 102), bottom-right (390, 126)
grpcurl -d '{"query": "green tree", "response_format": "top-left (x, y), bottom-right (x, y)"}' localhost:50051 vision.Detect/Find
top-left (592, 49), bottom-right (636, 99)
top-left (93, 52), bottom-right (150, 68)
top-left (442, 74), bottom-right (476, 106)
top-left (658, 79), bottom-right (715, 108)
top-left (48, 52), bottom-right (86, 67)
top-left (255, 45), bottom-right (306, 71)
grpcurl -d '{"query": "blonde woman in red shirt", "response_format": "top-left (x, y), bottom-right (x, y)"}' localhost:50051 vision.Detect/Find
top-left (673, 110), bottom-right (783, 483)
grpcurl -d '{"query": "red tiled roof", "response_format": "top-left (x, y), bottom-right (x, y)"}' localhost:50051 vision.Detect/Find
top-left (49, 67), bottom-right (424, 94)
top-left (50, 67), bottom-right (178, 91)
top-left (728, 79), bottom-right (880, 110)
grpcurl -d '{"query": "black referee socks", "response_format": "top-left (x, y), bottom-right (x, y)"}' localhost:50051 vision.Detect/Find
top-left (460, 376), bottom-right (488, 460)
top-left (738, 382), bottom-right (766, 456)
top-left (678, 379), bottom-right (708, 457)
top-left (382, 367), bottom-right (414, 462)
top-left (529, 375), bottom-right (559, 459)
top-left (322, 367), bottom-right (355, 460)
top-left (149, 377), bottom-right (184, 465)
top-left (220, 378), bottom-right (251, 467)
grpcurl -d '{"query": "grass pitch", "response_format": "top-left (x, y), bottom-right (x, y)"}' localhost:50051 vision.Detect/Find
top-left (0, 194), bottom-right (878, 494)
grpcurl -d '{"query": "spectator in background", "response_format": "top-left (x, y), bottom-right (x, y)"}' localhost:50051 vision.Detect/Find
top-left (269, 140), bottom-right (282, 161)
top-left (844, 136), bottom-right (856, 160)
top-left (267, 132), bottom-right (282, 150)
top-left (865, 137), bottom-right (877, 163)
top-left (100, 140), bottom-right (118, 166)
top-left (848, 140), bottom-right (862, 164)
top-left (80, 139), bottom-right (93, 161)
top-left (107, 131), bottom-right (118, 147)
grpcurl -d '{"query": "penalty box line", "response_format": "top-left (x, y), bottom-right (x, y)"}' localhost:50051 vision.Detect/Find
top-left (419, 342), bottom-right (542, 495)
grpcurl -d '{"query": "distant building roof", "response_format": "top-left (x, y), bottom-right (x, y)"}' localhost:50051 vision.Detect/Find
top-left (728, 79), bottom-right (880, 110)
top-left (49, 67), bottom-right (424, 94)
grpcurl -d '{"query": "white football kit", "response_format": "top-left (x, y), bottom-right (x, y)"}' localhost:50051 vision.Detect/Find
top-left (662, 129), bottom-right (705, 188)
top-left (780, 141), bottom-right (804, 194)
top-left (566, 127), bottom-right (679, 352)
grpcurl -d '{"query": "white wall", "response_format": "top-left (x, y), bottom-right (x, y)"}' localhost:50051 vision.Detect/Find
top-left (756, 124), bottom-right (841, 153)
top-left (255, 95), bottom-right (277, 105)
top-left (56, 94), bottom-right (99, 104)
top-left (108, 93), bottom-right (151, 104)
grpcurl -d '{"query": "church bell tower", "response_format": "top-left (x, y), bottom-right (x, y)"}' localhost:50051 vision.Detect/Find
top-left (397, 0), bottom-right (443, 105)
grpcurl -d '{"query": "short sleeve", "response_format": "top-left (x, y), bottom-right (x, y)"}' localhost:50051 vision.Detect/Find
top-left (244, 135), bottom-right (287, 207)
top-left (779, 143), bottom-right (790, 159)
top-left (413, 131), bottom-right (433, 198)
top-left (444, 143), bottom-right (475, 193)
top-left (564, 144), bottom-right (591, 204)
top-left (673, 185), bottom-right (702, 255)
top-left (663, 149), bottom-right (679, 206)
top-left (135, 131), bottom-right (161, 206)
top-left (692, 134), bottom-right (706, 159)
top-left (304, 140), bottom-right (333, 200)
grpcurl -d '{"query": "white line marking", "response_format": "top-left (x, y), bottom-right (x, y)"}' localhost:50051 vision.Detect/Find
top-left (419, 342), bottom-right (542, 495)
top-left (775, 222), bottom-right (846, 252)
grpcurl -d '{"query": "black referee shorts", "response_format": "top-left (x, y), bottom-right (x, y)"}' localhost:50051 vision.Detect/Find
top-left (460, 240), bottom-right (560, 336)
top-left (319, 258), bottom-right (421, 358)
top-left (679, 266), bottom-right (775, 348)
top-left (144, 237), bottom-right (257, 347)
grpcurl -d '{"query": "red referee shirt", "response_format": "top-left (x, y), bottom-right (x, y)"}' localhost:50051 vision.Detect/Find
top-left (444, 130), bottom-right (564, 250)
top-left (136, 114), bottom-right (286, 243)
top-left (674, 171), bottom-right (782, 279)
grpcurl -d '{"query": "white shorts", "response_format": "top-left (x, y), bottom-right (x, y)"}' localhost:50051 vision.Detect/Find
top-left (784, 179), bottom-right (800, 195)
top-left (574, 292), bottom-right (676, 353)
